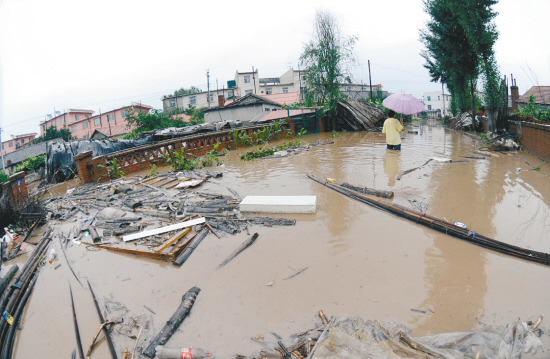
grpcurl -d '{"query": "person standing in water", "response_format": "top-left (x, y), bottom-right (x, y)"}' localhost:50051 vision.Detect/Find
top-left (382, 110), bottom-right (404, 150)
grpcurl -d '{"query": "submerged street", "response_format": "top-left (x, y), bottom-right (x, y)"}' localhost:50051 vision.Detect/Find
top-left (14, 121), bottom-right (550, 358)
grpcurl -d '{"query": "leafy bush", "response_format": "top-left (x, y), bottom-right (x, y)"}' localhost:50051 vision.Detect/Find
top-left (162, 148), bottom-right (199, 171)
top-left (516, 94), bottom-right (550, 122)
top-left (147, 164), bottom-right (159, 178)
top-left (34, 126), bottom-right (73, 143)
top-left (240, 140), bottom-right (303, 161)
top-left (13, 155), bottom-right (46, 173)
top-left (295, 128), bottom-right (307, 138)
top-left (0, 171), bottom-right (8, 184)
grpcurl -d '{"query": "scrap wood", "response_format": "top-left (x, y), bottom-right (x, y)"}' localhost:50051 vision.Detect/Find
top-left (173, 227), bottom-right (210, 266)
top-left (70, 286), bottom-right (85, 359)
top-left (532, 314), bottom-right (544, 331)
top-left (396, 158), bottom-right (433, 180)
top-left (283, 267), bottom-right (308, 281)
top-left (340, 182), bottom-right (394, 199)
top-left (154, 227), bottom-right (191, 253)
top-left (88, 280), bottom-right (118, 359)
top-left (460, 155), bottom-right (488, 160)
top-left (60, 237), bottom-right (83, 287)
top-left (131, 320), bottom-right (147, 359)
top-left (84, 242), bottom-right (176, 261)
top-left (205, 222), bottom-right (221, 239)
top-left (86, 321), bottom-right (115, 359)
top-left (122, 217), bottom-right (205, 242)
top-left (142, 287), bottom-right (201, 358)
top-left (474, 151), bottom-right (491, 157)
top-left (217, 233), bottom-right (259, 269)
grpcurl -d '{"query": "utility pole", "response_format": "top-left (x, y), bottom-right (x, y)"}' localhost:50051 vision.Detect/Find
top-left (442, 83), bottom-right (445, 117)
top-left (0, 127), bottom-right (5, 171)
top-left (368, 60), bottom-right (373, 101)
top-left (216, 78), bottom-right (219, 106)
top-left (252, 66), bottom-right (256, 94)
top-left (207, 69), bottom-right (211, 108)
top-left (298, 63), bottom-right (302, 103)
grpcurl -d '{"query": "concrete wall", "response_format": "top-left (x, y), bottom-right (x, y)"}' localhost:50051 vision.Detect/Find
top-left (1, 135), bottom-right (36, 155)
top-left (508, 120), bottom-right (550, 163)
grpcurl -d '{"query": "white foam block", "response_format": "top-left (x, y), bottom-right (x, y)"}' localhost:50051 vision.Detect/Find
top-left (240, 196), bottom-right (317, 213)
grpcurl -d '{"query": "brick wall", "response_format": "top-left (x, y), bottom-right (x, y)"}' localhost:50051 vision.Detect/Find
top-left (508, 121), bottom-right (550, 163)
top-left (74, 151), bottom-right (94, 184)
top-left (2, 171), bottom-right (29, 210)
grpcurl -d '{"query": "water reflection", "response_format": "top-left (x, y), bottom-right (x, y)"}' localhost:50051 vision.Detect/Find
top-left (383, 150), bottom-right (401, 187)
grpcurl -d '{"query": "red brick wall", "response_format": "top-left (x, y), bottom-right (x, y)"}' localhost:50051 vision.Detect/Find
top-left (4, 171), bottom-right (29, 210)
top-left (508, 121), bottom-right (550, 163)
top-left (74, 151), bottom-right (93, 184)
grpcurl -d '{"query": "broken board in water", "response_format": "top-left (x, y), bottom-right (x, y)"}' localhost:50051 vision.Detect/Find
top-left (240, 196), bottom-right (316, 213)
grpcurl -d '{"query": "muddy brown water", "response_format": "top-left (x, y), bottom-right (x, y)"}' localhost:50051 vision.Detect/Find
top-left (6, 120), bottom-right (550, 358)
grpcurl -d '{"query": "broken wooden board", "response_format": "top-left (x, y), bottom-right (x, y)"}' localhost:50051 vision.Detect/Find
top-left (154, 228), bottom-right (191, 253)
top-left (122, 217), bottom-right (205, 242)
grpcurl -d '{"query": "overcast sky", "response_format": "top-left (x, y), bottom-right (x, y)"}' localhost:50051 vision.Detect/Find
top-left (1, 0), bottom-right (549, 137)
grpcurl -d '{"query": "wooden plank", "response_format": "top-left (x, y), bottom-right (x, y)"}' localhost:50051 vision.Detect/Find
top-left (84, 242), bottom-right (174, 261)
top-left (154, 228), bottom-right (191, 253)
top-left (123, 217), bottom-right (205, 242)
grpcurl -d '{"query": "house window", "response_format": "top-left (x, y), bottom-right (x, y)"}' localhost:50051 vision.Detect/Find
top-left (227, 91), bottom-right (234, 99)
top-left (94, 117), bottom-right (101, 126)
top-left (244, 75), bottom-right (250, 84)
top-left (428, 105), bottom-right (432, 110)
top-left (438, 96), bottom-right (440, 100)
top-left (82, 122), bottom-right (89, 129)
top-left (190, 96), bottom-right (196, 105)
top-left (266, 88), bottom-right (272, 95)
top-left (85, 115), bottom-right (89, 119)
top-left (1, 144), bottom-right (3, 150)
top-left (301, 75), bottom-right (306, 81)
top-left (71, 125), bottom-right (77, 133)
top-left (75, 114), bottom-right (80, 121)
top-left (209, 94), bottom-right (214, 103)
top-left (121, 109), bottom-right (129, 118)
top-left (60, 116), bottom-right (65, 124)
top-left (107, 114), bottom-right (114, 122)
top-left (283, 87), bottom-right (288, 93)
top-left (265, 108), bottom-right (270, 112)
top-left (43, 124), bottom-right (47, 131)
top-left (8, 142), bottom-right (13, 148)
top-left (245, 89), bottom-right (253, 94)
top-left (21, 138), bottom-right (25, 144)
top-left (170, 100), bottom-right (176, 108)
top-left (16, 142), bottom-right (20, 147)
top-left (427, 96), bottom-right (431, 101)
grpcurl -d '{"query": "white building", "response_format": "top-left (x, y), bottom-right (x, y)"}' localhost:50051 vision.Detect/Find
top-left (162, 68), bottom-right (305, 113)
top-left (422, 91), bottom-right (452, 117)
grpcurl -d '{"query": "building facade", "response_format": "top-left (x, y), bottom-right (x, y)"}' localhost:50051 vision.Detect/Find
top-left (39, 104), bottom-right (152, 140)
top-left (422, 91), bottom-right (452, 117)
top-left (1, 133), bottom-right (37, 156)
top-left (517, 86), bottom-right (550, 111)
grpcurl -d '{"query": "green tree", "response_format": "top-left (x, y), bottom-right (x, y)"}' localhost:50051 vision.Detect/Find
top-left (169, 86), bottom-right (201, 97)
top-left (34, 125), bottom-right (74, 143)
top-left (124, 106), bottom-right (204, 135)
top-left (300, 10), bottom-right (357, 129)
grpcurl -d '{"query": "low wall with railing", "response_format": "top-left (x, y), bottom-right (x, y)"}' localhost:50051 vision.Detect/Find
top-left (75, 122), bottom-right (294, 183)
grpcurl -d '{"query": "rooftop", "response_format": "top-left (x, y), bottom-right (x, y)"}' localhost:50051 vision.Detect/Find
top-left (517, 86), bottom-right (550, 104)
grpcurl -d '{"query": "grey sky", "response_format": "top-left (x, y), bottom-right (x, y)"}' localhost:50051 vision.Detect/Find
top-left (1, 0), bottom-right (548, 137)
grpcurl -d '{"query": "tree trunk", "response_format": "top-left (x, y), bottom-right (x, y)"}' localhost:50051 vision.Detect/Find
top-left (470, 78), bottom-right (476, 131)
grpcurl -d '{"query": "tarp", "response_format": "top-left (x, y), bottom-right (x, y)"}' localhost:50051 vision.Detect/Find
top-left (46, 136), bottom-right (153, 182)
top-left (312, 317), bottom-right (541, 359)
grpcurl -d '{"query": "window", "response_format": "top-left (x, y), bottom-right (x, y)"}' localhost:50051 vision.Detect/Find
top-left (170, 100), bottom-right (176, 108)
top-left (107, 114), bottom-right (114, 122)
top-left (265, 108), bottom-right (270, 112)
top-left (227, 91), bottom-right (234, 99)
top-left (245, 89), bottom-right (253, 94)
top-left (85, 115), bottom-right (89, 119)
top-left (438, 96), bottom-right (440, 100)
top-left (82, 122), bottom-right (89, 129)
top-left (427, 96), bottom-right (431, 101)
top-left (190, 96), bottom-right (196, 105)
top-left (60, 116), bottom-right (65, 124)
top-left (266, 88), bottom-right (272, 95)
top-left (43, 124), bottom-right (47, 131)
top-left (8, 142), bottom-right (13, 148)
top-left (428, 105), bottom-right (432, 110)
top-left (301, 75), bottom-right (306, 81)
top-left (283, 87), bottom-right (289, 93)
top-left (121, 109), bottom-right (129, 118)
top-left (1, 144), bottom-right (3, 150)
top-left (75, 114), bottom-right (80, 121)
top-left (71, 125), bottom-right (77, 133)
top-left (244, 75), bottom-right (250, 84)
top-left (16, 142), bottom-right (20, 147)
top-left (83, 135), bottom-right (90, 140)
top-left (21, 138), bottom-right (25, 144)
top-left (94, 117), bottom-right (101, 126)
top-left (209, 94), bottom-right (214, 103)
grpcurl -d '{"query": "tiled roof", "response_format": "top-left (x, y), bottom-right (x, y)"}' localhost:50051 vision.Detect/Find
top-left (517, 86), bottom-right (550, 104)
top-left (253, 109), bottom-right (315, 123)
top-left (3, 138), bottom-right (62, 166)
top-left (262, 92), bottom-right (300, 105)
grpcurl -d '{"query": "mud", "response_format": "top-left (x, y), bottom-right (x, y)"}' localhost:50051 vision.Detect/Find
top-left (8, 120), bottom-right (550, 358)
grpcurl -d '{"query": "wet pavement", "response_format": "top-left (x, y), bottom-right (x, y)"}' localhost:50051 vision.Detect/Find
top-left (9, 120), bottom-right (550, 358)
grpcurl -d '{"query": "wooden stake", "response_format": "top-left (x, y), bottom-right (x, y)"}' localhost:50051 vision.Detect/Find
top-left (86, 321), bottom-right (115, 359)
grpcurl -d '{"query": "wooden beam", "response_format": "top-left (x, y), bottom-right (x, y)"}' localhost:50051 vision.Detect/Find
top-left (154, 228), bottom-right (191, 253)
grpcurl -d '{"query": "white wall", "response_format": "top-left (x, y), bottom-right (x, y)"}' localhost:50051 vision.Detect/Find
top-left (423, 91), bottom-right (452, 116)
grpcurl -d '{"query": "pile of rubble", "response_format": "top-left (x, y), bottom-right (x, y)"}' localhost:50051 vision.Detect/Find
top-left (449, 112), bottom-right (482, 131)
top-left (335, 100), bottom-right (386, 131)
top-left (485, 130), bottom-right (521, 151)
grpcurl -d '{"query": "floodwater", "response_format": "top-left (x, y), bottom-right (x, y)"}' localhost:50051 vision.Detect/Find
top-left (9, 120), bottom-right (550, 358)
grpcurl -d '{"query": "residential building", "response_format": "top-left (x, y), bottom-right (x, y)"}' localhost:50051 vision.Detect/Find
top-left (339, 83), bottom-right (386, 102)
top-left (1, 133), bottom-right (37, 156)
top-left (162, 68), bottom-right (305, 113)
top-left (516, 86), bottom-right (550, 111)
top-left (39, 104), bottom-right (152, 140)
top-left (422, 91), bottom-right (452, 117)
top-left (203, 93), bottom-right (283, 123)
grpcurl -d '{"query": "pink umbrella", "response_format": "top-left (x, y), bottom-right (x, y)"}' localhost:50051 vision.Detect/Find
top-left (382, 93), bottom-right (425, 115)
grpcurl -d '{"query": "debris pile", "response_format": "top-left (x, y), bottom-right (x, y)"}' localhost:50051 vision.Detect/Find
top-left (335, 100), bottom-right (386, 131)
top-left (449, 112), bottom-right (481, 131)
top-left (486, 130), bottom-right (521, 151)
